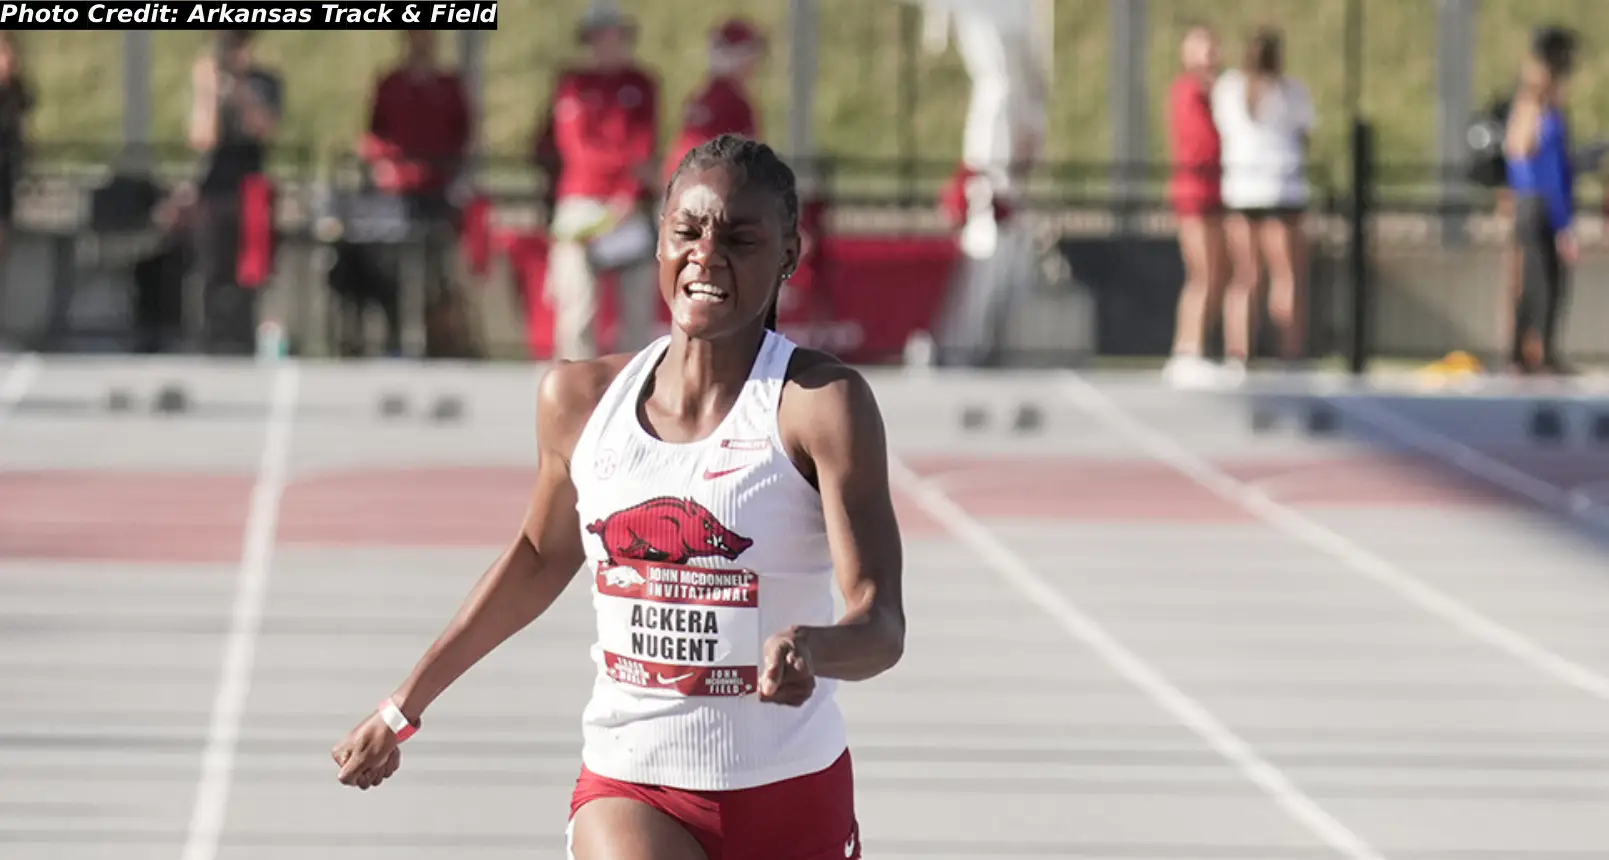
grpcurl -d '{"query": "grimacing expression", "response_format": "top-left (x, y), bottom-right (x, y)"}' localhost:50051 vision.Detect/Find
top-left (657, 164), bottom-right (799, 338)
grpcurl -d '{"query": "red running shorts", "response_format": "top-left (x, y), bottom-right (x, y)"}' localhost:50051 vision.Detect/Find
top-left (569, 748), bottom-right (861, 860)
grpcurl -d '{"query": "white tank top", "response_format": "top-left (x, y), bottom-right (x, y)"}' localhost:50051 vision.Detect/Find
top-left (568, 331), bottom-right (847, 791)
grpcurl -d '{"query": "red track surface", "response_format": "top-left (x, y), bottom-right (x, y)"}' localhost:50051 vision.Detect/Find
top-left (0, 452), bottom-right (1520, 564)
top-left (0, 471), bottom-right (252, 563)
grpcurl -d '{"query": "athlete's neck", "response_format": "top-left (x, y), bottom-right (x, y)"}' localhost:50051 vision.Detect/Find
top-left (652, 327), bottom-right (766, 421)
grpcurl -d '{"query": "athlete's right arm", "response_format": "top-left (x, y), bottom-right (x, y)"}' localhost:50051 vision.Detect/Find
top-left (331, 360), bottom-right (615, 788)
top-left (387, 361), bottom-right (612, 721)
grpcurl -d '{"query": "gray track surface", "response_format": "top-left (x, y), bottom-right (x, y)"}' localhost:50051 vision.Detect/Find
top-left (8, 355), bottom-right (1609, 859)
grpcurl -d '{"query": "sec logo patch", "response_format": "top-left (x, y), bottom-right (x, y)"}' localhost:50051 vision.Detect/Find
top-left (595, 448), bottom-right (621, 480)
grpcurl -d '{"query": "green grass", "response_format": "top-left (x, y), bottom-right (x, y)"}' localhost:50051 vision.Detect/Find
top-left (17, 0), bottom-right (1609, 190)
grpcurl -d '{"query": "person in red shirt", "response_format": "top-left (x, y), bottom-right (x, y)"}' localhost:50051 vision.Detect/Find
top-left (1162, 23), bottom-right (1229, 388)
top-left (362, 31), bottom-right (473, 197)
top-left (662, 19), bottom-right (765, 185)
top-left (545, 7), bottom-right (661, 360)
top-left (354, 30), bottom-right (477, 357)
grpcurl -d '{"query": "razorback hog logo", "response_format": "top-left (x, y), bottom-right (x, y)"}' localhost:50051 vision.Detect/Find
top-left (586, 497), bottom-right (753, 565)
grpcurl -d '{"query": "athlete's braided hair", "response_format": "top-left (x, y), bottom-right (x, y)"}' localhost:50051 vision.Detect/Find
top-left (663, 134), bottom-right (798, 331)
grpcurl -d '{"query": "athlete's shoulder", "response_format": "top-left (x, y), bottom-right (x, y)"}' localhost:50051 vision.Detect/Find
top-left (778, 347), bottom-right (886, 482)
top-left (782, 347), bottom-right (881, 415)
top-left (536, 353), bottom-right (636, 448)
top-left (785, 345), bottom-right (847, 381)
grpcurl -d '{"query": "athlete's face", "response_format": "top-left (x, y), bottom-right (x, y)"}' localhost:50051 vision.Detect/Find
top-left (658, 164), bottom-right (800, 340)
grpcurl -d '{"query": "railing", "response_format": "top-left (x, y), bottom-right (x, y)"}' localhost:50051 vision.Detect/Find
top-left (0, 142), bottom-right (319, 355)
top-left (11, 139), bottom-right (1609, 369)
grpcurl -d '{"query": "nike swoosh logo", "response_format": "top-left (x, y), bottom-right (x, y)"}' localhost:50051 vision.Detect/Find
top-left (657, 672), bottom-right (694, 685)
top-left (845, 834), bottom-right (856, 857)
top-left (702, 465), bottom-right (751, 480)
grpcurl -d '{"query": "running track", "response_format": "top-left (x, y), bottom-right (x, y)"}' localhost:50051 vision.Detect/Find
top-left (8, 354), bottom-right (1609, 859)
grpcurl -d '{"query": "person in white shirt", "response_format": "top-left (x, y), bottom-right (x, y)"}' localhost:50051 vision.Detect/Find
top-left (1211, 27), bottom-right (1314, 374)
top-left (923, 0), bottom-right (1049, 366)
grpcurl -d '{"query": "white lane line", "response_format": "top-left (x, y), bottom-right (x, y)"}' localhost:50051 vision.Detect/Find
top-left (888, 457), bottom-right (1387, 860)
top-left (1338, 395), bottom-right (1609, 529)
top-left (1058, 373), bottom-right (1609, 701)
top-left (0, 352), bottom-right (41, 424)
top-left (1241, 464), bottom-right (1343, 500)
top-left (180, 363), bottom-right (301, 860)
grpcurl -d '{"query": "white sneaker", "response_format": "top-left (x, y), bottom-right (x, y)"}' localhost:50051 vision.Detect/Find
top-left (1212, 358), bottom-right (1247, 389)
top-left (1163, 354), bottom-right (1218, 389)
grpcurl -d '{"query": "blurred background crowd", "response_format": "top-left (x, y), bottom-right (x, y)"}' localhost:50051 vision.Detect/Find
top-left (0, 0), bottom-right (1603, 381)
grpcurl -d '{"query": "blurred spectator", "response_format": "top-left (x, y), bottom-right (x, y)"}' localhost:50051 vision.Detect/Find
top-left (362, 31), bottom-right (472, 197)
top-left (0, 32), bottom-right (32, 348)
top-left (1503, 25), bottom-right (1579, 375)
top-left (1211, 26), bottom-right (1313, 376)
top-left (929, 0), bottom-right (1047, 366)
top-left (661, 19), bottom-right (766, 186)
top-left (1162, 24), bottom-right (1227, 389)
top-left (357, 30), bottom-right (477, 358)
top-left (187, 29), bottom-right (281, 355)
top-left (544, 6), bottom-right (660, 361)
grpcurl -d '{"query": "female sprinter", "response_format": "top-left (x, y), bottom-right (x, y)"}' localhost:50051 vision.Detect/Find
top-left (329, 134), bottom-right (906, 860)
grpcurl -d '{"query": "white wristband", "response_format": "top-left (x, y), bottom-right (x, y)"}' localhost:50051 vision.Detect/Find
top-left (378, 698), bottom-right (418, 742)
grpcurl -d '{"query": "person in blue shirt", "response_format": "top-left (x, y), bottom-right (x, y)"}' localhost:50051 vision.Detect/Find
top-left (1503, 27), bottom-right (1578, 375)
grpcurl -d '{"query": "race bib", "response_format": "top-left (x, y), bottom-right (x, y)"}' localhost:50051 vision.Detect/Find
top-left (595, 560), bottom-right (760, 697)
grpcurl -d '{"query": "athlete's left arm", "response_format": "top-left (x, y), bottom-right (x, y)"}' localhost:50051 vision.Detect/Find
top-left (780, 361), bottom-right (906, 684)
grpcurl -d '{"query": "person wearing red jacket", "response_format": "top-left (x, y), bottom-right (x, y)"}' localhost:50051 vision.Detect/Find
top-left (362, 31), bottom-right (472, 197)
top-left (1162, 24), bottom-right (1228, 388)
top-left (545, 7), bottom-right (661, 360)
top-left (661, 19), bottom-right (765, 185)
top-left (355, 30), bottom-right (477, 357)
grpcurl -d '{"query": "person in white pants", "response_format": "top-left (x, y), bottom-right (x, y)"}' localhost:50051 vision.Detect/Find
top-left (921, 0), bottom-right (1049, 366)
top-left (545, 7), bottom-right (662, 361)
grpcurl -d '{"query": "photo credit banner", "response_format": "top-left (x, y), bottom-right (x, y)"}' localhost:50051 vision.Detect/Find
top-left (0, 1), bottom-right (498, 30)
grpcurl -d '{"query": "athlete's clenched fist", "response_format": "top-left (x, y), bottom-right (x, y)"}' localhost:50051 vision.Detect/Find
top-left (758, 630), bottom-right (816, 706)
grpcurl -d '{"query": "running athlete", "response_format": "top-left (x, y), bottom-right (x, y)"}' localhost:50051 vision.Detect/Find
top-left (331, 134), bottom-right (906, 860)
